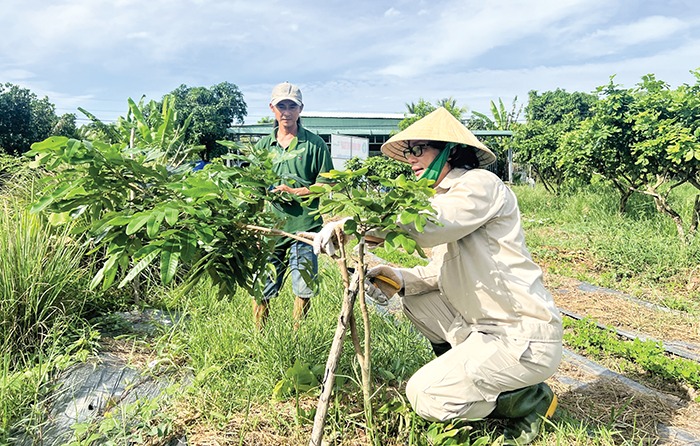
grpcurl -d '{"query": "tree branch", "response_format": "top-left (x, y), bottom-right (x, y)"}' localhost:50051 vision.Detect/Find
top-left (242, 224), bottom-right (314, 246)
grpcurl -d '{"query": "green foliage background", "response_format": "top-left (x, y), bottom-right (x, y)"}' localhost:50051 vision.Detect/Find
top-left (0, 83), bottom-right (78, 155)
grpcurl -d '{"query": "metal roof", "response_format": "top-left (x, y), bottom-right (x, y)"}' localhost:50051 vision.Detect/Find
top-left (228, 113), bottom-right (513, 138)
top-left (230, 114), bottom-right (402, 138)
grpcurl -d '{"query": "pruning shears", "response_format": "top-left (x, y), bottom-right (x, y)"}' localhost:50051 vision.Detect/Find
top-left (348, 267), bottom-right (401, 304)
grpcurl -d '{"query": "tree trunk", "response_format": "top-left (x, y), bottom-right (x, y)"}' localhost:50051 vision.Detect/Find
top-left (612, 181), bottom-right (633, 214)
top-left (652, 194), bottom-right (686, 241)
top-left (350, 242), bottom-right (375, 444)
top-left (690, 195), bottom-right (700, 236)
top-left (309, 271), bottom-right (359, 446)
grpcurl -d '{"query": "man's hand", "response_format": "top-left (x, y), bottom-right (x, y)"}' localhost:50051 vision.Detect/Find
top-left (272, 184), bottom-right (310, 196)
top-left (308, 217), bottom-right (350, 256)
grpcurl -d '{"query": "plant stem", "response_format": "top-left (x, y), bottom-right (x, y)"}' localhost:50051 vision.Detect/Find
top-left (309, 259), bottom-right (359, 445)
top-left (361, 243), bottom-right (375, 442)
top-left (352, 239), bottom-right (374, 444)
top-left (242, 224), bottom-right (314, 246)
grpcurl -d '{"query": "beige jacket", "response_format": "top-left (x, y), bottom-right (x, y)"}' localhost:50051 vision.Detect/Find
top-left (399, 168), bottom-right (562, 342)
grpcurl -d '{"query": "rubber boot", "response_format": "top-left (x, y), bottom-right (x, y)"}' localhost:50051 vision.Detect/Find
top-left (430, 341), bottom-right (452, 357)
top-left (253, 299), bottom-right (269, 331)
top-left (292, 296), bottom-right (311, 329)
top-left (491, 382), bottom-right (557, 445)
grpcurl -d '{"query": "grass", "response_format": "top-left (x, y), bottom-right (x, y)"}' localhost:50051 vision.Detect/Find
top-left (3, 178), bottom-right (700, 445)
top-left (516, 182), bottom-right (700, 309)
top-left (0, 175), bottom-right (104, 442)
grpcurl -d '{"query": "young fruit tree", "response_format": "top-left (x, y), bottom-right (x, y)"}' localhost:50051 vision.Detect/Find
top-left (26, 98), bottom-right (292, 300)
top-left (304, 168), bottom-right (437, 446)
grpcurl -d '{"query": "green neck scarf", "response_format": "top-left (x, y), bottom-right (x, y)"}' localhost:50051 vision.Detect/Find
top-left (419, 142), bottom-right (454, 182)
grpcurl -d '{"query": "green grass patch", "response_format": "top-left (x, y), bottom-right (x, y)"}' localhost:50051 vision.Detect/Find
top-left (514, 183), bottom-right (700, 306)
top-left (4, 176), bottom-right (700, 444)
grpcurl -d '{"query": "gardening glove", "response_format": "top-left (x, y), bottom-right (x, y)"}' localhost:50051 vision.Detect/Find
top-left (311, 217), bottom-right (350, 257)
top-left (364, 265), bottom-right (403, 306)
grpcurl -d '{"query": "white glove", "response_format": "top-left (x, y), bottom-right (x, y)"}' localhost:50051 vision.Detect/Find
top-left (312, 217), bottom-right (351, 256)
top-left (364, 265), bottom-right (403, 305)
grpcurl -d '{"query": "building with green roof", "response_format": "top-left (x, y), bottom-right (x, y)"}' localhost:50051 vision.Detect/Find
top-left (229, 112), bottom-right (405, 155)
top-left (229, 112), bottom-right (518, 180)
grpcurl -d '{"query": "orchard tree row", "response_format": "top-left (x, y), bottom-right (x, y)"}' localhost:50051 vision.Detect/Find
top-left (510, 71), bottom-right (700, 240)
top-left (395, 72), bottom-right (700, 240)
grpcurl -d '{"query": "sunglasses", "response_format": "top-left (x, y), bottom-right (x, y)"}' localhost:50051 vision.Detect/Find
top-left (402, 143), bottom-right (432, 159)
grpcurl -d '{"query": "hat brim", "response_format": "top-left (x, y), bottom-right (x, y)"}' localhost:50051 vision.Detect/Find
top-left (271, 97), bottom-right (303, 106)
top-left (381, 107), bottom-right (496, 168)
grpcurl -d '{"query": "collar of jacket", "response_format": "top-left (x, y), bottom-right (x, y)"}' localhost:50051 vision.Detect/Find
top-left (434, 167), bottom-right (470, 191)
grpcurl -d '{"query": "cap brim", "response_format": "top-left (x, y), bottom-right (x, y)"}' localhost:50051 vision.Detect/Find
top-left (271, 97), bottom-right (303, 106)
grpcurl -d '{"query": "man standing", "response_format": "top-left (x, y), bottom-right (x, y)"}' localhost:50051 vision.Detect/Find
top-left (253, 82), bottom-right (334, 329)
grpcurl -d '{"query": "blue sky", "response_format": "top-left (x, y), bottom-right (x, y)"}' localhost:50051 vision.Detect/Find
top-left (2, 0), bottom-right (699, 125)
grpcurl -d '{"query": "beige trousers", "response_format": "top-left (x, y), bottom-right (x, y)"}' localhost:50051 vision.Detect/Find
top-left (402, 291), bottom-right (562, 422)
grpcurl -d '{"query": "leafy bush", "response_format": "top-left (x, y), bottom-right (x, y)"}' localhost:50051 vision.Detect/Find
top-left (26, 98), bottom-right (291, 300)
top-left (344, 155), bottom-right (413, 191)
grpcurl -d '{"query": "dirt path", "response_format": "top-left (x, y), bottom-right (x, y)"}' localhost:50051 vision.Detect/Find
top-left (545, 272), bottom-right (700, 444)
top-left (549, 274), bottom-right (700, 347)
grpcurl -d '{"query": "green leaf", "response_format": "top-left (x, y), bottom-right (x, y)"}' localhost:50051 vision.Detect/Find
top-left (28, 136), bottom-right (69, 153)
top-left (272, 359), bottom-right (319, 401)
top-left (48, 212), bottom-right (72, 226)
top-left (180, 231), bottom-right (198, 261)
top-left (399, 211), bottom-right (416, 225)
top-left (160, 241), bottom-right (180, 284)
top-left (343, 218), bottom-right (358, 234)
top-left (400, 236), bottom-right (417, 254)
top-left (125, 212), bottom-right (152, 235)
top-left (182, 177), bottom-right (220, 198)
top-left (30, 194), bottom-right (55, 214)
top-left (30, 182), bottom-right (72, 213)
top-left (146, 210), bottom-right (165, 239)
top-left (118, 246), bottom-right (160, 288)
top-left (104, 215), bottom-right (133, 227)
top-left (414, 214), bottom-right (426, 232)
top-left (90, 255), bottom-right (119, 291)
top-left (164, 206), bottom-right (179, 226)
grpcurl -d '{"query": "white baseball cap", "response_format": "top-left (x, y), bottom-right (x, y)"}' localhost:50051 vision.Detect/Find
top-left (270, 82), bottom-right (303, 106)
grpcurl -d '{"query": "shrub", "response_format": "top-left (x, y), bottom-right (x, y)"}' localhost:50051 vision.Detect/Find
top-left (344, 155), bottom-right (413, 191)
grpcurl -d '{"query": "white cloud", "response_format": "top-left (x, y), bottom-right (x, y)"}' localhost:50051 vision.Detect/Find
top-left (574, 15), bottom-right (691, 56)
top-left (2, 0), bottom-right (698, 125)
top-left (375, 0), bottom-right (611, 77)
top-left (0, 68), bottom-right (35, 82)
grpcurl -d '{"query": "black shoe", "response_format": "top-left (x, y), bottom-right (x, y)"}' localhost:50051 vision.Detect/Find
top-left (430, 341), bottom-right (451, 357)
